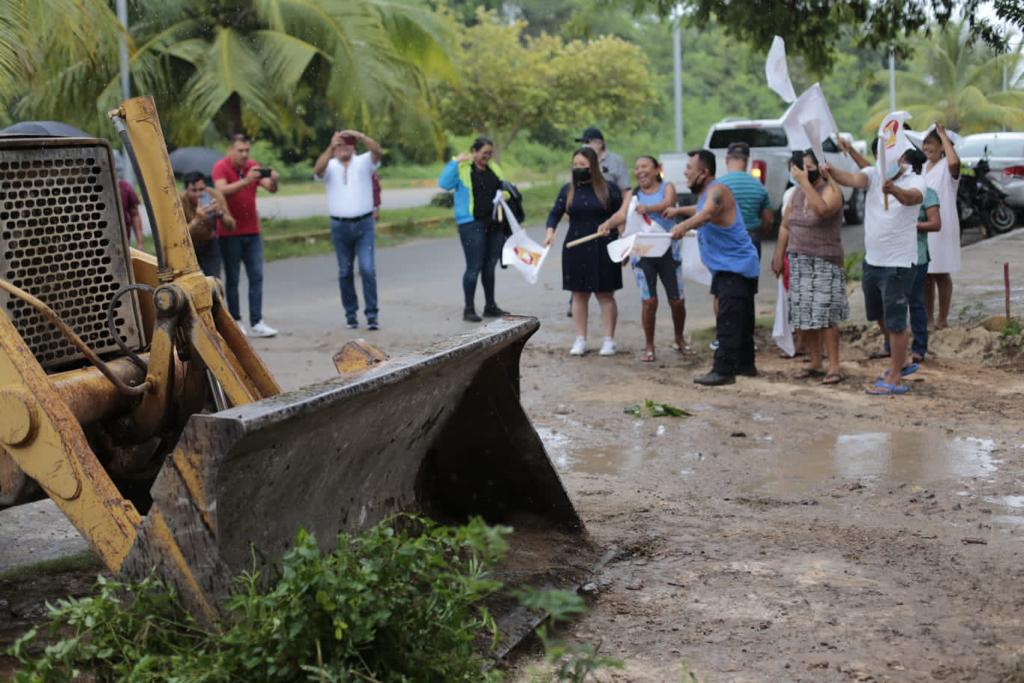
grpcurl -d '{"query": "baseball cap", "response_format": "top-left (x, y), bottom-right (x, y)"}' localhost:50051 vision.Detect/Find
top-left (726, 141), bottom-right (750, 158)
top-left (575, 127), bottom-right (604, 143)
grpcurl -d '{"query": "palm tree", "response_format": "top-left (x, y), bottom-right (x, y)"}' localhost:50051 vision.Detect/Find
top-left (2, 0), bottom-right (452, 145)
top-left (864, 23), bottom-right (1024, 135)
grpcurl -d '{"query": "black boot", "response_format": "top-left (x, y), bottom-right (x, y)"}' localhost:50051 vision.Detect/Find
top-left (483, 305), bottom-right (508, 317)
top-left (463, 307), bottom-right (482, 322)
top-left (693, 370), bottom-right (736, 386)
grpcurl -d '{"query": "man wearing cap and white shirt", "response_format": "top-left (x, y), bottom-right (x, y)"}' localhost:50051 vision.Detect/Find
top-left (577, 127), bottom-right (630, 191)
top-left (314, 130), bottom-right (384, 330)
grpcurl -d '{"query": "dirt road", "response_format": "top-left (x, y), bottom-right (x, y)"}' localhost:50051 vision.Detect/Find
top-left (508, 325), bottom-right (1024, 682)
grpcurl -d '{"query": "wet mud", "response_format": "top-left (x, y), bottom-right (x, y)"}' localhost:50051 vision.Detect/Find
top-left (512, 332), bottom-right (1024, 681)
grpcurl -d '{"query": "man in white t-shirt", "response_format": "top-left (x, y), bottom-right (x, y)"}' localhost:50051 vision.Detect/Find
top-left (828, 147), bottom-right (925, 395)
top-left (314, 130), bottom-right (383, 329)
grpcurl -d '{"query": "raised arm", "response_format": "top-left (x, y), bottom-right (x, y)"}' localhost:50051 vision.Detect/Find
top-left (438, 155), bottom-right (468, 190)
top-left (837, 137), bottom-right (871, 170)
top-left (825, 164), bottom-right (870, 190)
top-left (935, 122), bottom-right (960, 179)
top-left (670, 184), bottom-right (733, 239)
top-left (792, 165), bottom-right (843, 218)
top-left (343, 130), bottom-right (382, 165)
top-left (314, 132), bottom-right (342, 177)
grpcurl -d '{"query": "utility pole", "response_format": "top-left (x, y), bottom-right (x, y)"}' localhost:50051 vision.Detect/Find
top-left (672, 9), bottom-right (684, 152)
top-left (116, 0), bottom-right (134, 184)
top-left (888, 48), bottom-right (896, 112)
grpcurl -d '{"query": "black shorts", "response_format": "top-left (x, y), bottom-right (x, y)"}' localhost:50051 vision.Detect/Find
top-left (634, 254), bottom-right (683, 301)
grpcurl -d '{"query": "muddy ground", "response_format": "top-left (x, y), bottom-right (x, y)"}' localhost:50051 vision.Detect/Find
top-left (3, 324), bottom-right (1024, 682)
top-left (507, 325), bottom-right (1024, 682)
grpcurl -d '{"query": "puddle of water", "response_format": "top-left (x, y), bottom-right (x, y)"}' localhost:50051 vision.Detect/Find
top-left (756, 432), bottom-right (999, 496)
top-left (986, 495), bottom-right (1024, 510)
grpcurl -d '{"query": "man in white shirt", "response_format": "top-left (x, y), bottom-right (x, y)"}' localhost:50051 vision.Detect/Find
top-left (315, 130), bottom-right (383, 329)
top-left (828, 146), bottom-right (925, 395)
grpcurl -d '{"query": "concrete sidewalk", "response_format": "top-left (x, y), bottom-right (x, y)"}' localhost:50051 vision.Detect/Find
top-left (954, 229), bottom-right (1024, 320)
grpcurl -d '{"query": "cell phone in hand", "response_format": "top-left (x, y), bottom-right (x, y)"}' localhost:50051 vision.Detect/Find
top-left (258, 167), bottom-right (272, 179)
top-left (341, 134), bottom-right (357, 145)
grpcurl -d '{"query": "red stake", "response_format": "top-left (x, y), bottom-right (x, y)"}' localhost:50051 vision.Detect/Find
top-left (1005, 262), bottom-right (1011, 320)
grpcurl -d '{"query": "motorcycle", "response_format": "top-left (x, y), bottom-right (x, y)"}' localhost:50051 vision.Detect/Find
top-left (958, 156), bottom-right (1016, 242)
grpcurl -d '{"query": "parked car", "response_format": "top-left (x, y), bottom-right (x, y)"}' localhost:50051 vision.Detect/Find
top-left (700, 119), bottom-right (866, 225)
top-left (956, 132), bottom-right (1024, 214)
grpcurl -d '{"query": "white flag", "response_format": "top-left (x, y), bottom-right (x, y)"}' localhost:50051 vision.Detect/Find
top-left (681, 234), bottom-right (712, 286)
top-left (802, 119), bottom-right (825, 168)
top-left (766, 36), bottom-right (797, 104)
top-left (623, 195), bottom-right (654, 236)
top-left (496, 190), bottom-right (549, 284)
top-left (877, 111), bottom-right (913, 180)
top-left (606, 232), bottom-right (672, 264)
top-left (772, 276), bottom-right (795, 357)
top-left (782, 83), bottom-right (839, 152)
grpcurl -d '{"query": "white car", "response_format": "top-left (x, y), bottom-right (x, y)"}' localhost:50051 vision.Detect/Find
top-left (695, 119), bottom-right (866, 225)
top-left (956, 132), bottom-right (1024, 211)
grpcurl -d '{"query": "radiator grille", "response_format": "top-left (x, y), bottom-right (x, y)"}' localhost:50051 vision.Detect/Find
top-left (0, 140), bottom-right (144, 370)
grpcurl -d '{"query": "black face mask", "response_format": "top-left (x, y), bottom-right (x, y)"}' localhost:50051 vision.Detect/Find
top-left (807, 169), bottom-right (821, 184)
top-left (572, 167), bottom-right (591, 185)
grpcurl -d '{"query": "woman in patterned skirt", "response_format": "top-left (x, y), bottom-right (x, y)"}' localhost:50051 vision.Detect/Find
top-left (771, 150), bottom-right (848, 384)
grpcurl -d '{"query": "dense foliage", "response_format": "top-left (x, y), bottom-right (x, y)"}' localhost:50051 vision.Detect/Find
top-left (9, 517), bottom-right (513, 682)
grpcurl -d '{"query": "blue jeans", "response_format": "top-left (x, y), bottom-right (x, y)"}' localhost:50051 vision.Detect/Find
top-left (195, 237), bottom-right (222, 279)
top-left (458, 220), bottom-right (502, 310)
top-left (330, 216), bottom-right (378, 323)
top-left (908, 262), bottom-right (929, 358)
top-left (220, 234), bottom-right (264, 325)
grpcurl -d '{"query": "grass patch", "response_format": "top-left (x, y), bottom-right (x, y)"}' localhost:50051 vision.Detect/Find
top-left (0, 551), bottom-right (101, 582)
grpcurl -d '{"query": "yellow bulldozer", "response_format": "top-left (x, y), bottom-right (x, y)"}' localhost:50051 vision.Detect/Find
top-left (0, 97), bottom-right (582, 620)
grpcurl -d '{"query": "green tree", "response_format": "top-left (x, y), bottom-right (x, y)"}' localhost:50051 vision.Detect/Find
top-left (2, 0), bottom-right (452, 148)
top-left (435, 10), bottom-right (657, 153)
top-left (614, 0), bottom-right (1018, 72)
top-left (864, 24), bottom-right (1024, 134)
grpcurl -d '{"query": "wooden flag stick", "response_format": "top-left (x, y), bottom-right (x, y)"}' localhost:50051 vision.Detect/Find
top-left (566, 232), bottom-right (605, 248)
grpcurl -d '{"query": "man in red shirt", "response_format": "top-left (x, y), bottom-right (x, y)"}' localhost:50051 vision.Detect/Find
top-left (118, 178), bottom-right (144, 247)
top-left (212, 134), bottom-right (280, 337)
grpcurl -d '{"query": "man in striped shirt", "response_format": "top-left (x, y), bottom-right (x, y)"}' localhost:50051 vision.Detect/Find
top-left (717, 142), bottom-right (773, 260)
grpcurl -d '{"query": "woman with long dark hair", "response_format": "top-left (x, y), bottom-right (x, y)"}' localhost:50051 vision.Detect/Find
top-left (438, 136), bottom-right (511, 322)
top-left (544, 147), bottom-right (624, 356)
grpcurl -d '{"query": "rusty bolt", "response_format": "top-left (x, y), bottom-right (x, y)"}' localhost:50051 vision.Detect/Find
top-left (0, 389), bottom-right (38, 447)
top-left (153, 285), bottom-right (183, 314)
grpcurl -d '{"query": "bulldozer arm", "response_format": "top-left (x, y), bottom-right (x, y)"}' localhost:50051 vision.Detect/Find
top-left (122, 317), bottom-right (581, 615)
top-left (0, 97), bottom-right (582, 624)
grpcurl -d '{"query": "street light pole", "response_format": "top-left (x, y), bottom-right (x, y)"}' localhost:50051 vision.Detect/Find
top-left (888, 48), bottom-right (896, 111)
top-left (673, 21), bottom-right (683, 152)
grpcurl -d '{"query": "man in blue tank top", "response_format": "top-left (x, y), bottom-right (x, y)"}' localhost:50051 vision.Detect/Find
top-left (670, 149), bottom-right (761, 386)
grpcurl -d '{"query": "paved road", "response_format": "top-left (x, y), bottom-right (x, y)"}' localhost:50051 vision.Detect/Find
top-left (249, 222), bottom-right (866, 390)
top-left (257, 187), bottom-right (439, 220)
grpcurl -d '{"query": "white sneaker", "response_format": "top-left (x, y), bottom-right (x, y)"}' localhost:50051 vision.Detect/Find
top-left (599, 337), bottom-right (617, 356)
top-left (709, 339), bottom-right (719, 351)
top-left (249, 321), bottom-right (278, 338)
top-left (569, 337), bottom-right (587, 356)
top-left (235, 320), bottom-right (247, 336)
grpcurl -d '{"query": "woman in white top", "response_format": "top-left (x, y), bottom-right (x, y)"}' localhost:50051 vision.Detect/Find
top-left (921, 123), bottom-right (960, 329)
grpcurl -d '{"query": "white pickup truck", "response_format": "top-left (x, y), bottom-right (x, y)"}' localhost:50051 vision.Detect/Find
top-left (662, 119), bottom-right (865, 225)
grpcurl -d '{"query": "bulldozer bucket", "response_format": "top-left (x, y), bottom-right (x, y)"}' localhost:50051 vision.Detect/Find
top-left (121, 316), bottom-right (582, 614)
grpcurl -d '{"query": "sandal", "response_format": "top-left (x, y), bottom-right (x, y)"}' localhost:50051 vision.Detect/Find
top-left (912, 353), bottom-right (925, 364)
top-left (865, 379), bottom-right (910, 396)
top-left (671, 342), bottom-right (692, 355)
top-left (875, 362), bottom-right (920, 383)
top-left (794, 367), bottom-right (825, 380)
top-left (641, 350), bottom-right (656, 363)
top-left (821, 373), bottom-right (845, 385)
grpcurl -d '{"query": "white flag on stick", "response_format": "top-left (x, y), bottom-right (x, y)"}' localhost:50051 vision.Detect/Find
top-left (496, 191), bottom-right (549, 284)
top-left (606, 232), bottom-right (673, 264)
top-left (802, 119), bottom-right (825, 167)
top-left (681, 234), bottom-right (712, 286)
top-left (766, 36), bottom-right (797, 103)
top-left (904, 123), bottom-right (963, 149)
top-left (772, 277), bottom-right (795, 357)
top-left (877, 111), bottom-right (913, 180)
top-left (782, 83), bottom-right (839, 151)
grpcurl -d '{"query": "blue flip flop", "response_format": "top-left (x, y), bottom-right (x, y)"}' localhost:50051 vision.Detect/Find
top-left (901, 362), bottom-right (920, 377)
top-left (866, 379), bottom-right (910, 396)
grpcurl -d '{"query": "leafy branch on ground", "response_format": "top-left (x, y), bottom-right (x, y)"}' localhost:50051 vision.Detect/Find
top-left (517, 588), bottom-right (624, 683)
top-left (624, 400), bottom-right (692, 418)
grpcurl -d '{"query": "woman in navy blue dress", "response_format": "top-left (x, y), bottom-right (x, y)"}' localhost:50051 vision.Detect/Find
top-left (544, 147), bottom-right (623, 356)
